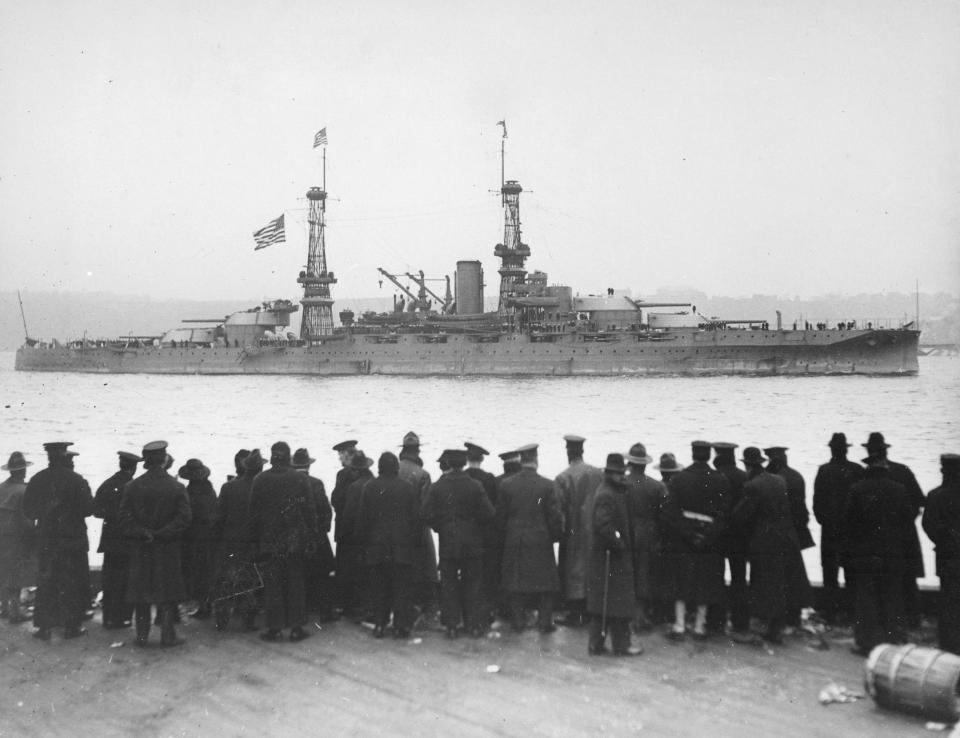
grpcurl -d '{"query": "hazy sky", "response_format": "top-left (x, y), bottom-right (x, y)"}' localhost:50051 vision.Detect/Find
top-left (2, 0), bottom-right (958, 308)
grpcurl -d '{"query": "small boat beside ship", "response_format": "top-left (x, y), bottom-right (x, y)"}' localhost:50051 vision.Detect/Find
top-left (14, 133), bottom-right (920, 377)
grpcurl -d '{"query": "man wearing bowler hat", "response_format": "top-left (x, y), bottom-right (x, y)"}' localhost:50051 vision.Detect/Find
top-left (422, 448), bottom-right (495, 638)
top-left (554, 434), bottom-right (603, 628)
top-left (862, 431), bottom-right (926, 628)
top-left (0, 451), bottom-right (35, 623)
top-left (93, 450), bottom-right (142, 629)
top-left (496, 444), bottom-right (563, 633)
top-left (812, 433), bottom-right (863, 624)
top-left (23, 442), bottom-right (94, 640)
top-left (922, 453), bottom-right (960, 654)
top-left (120, 440), bottom-right (192, 647)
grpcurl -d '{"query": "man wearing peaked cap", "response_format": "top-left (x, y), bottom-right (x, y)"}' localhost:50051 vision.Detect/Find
top-left (708, 441), bottom-right (750, 636)
top-left (464, 442), bottom-right (500, 627)
top-left (330, 441), bottom-right (362, 619)
top-left (422, 446), bottom-right (495, 638)
top-left (0, 452), bottom-right (35, 623)
top-left (923, 453), bottom-right (960, 654)
top-left (332, 440), bottom-right (357, 453)
top-left (23, 441), bottom-right (94, 640)
top-left (554, 434), bottom-right (602, 628)
top-left (813, 432), bottom-right (864, 624)
top-left (860, 432), bottom-right (926, 629)
top-left (397, 431), bottom-right (438, 622)
top-left (496, 440), bottom-right (563, 633)
top-left (93, 451), bottom-right (143, 629)
top-left (292, 448), bottom-right (336, 621)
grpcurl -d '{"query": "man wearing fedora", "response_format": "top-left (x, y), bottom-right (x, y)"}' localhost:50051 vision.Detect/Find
top-left (554, 434), bottom-right (603, 628)
top-left (862, 432), bottom-right (926, 629)
top-left (179, 458), bottom-right (218, 620)
top-left (0, 451), bottom-right (35, 623)
top-left (654, 453), bottom-right (684, 485)
top-left (23, 442), bottom-right (93, 640)
top-left (843, 452), bottom-right (914, 655)
top-left (733, 448), bottom-right (809, 645)
top-left (249, 442), bottom-right (319, 642)
top-left (922, 453), bottom-right (960, 654)
top-left (93, 451), bottom-right (142, 629)
top-left (588, 453), bottom-right (643, 656)
top-left (422, 448), bottom-right (495, 638)
top-left (812, 433), bottom-right (864, 624)
top-left (213, 449), bottom-right (263, 632)
top-left (120, 440), bottom-right (192, 647)
top-left (337, 450), bottom-right (376, 621)
top-left (625, 442), bottom-right (666, 632)
top-left (397, 431), bottom-right (439, 626)
top-left (496, 444), bottom-right (563, 633)
top-left (293, 448), bottom-right (336, 621)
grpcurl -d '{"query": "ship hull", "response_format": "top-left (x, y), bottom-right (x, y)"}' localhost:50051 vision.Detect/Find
top-left (14, 328), bottom-right (920, 376)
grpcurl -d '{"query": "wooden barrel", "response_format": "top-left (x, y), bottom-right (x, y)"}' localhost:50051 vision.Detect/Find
top-left (864, 644), bottom-right (960, 722)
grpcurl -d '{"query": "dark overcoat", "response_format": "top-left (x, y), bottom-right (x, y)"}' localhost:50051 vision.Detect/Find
top-left (555, 460), bottom-right (603, 601)
top-left (119, 467), bottom-right (192, 603)
top-left (183, 479), bottom-right (218, 600)
top-left (305, 474), bottom-right (335, 572)
top-left (93, 469), bottom-right (135, 555)
top-left (336, 469), bottom-right (374, 583)
top-left (360, 474), bottom-right (420, 566)
top-left (812, 458), bottom-right (863, 560)
top-left (422, 470), bottom-right (494, 560)
top-left (331, 466), bottom-right (362, 543)
top-left (249, 465), bottom-right (318, 557)
top-left (714, 461), bottom-right (749, 557)
top-left (586, 478), bottom-right (635, 618)
top-left (734, 471), bottom-right (809, 619)
top-left (496, 467), bottom-right (563, 593)
top-left (923, 477), bottom-right (960, 573)
top-left (0, 477), bottom-right (35, 590)
top-left (660, 460), bottom-right (728, 605)
top-left (399, 455), bottom-right (438, 585)
top-left (626, 472), bottom-right (666, 600)
top-left (216, 472), bottom-right (257, 554)
top-left (771, 463), bottom-right (815, 550)
top-left (887, 459), bottom-right (926, 578)
top-left (842, 468), bottom-right (914, 575)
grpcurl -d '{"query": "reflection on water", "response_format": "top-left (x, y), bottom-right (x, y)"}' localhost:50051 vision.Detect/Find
top-left (2, 352), bottom-right (958, 583)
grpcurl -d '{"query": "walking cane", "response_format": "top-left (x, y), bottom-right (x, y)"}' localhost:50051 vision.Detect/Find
top-left (600, 548), bottom-right (611, 644)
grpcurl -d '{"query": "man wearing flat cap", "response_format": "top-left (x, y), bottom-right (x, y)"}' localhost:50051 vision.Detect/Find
top-left (0, 451), bottom-right (35, 623)
top-left (660, 440), bottom-right (729, 640)
top-left (625, 443), bottom-right (666, 632)
top-left (293, 448), bottom-right (336, 621)
top-left (120, 440), bottom-right (192, 647)
top-left (812, 433), bottom-right (863, 624)
top-left (922, 454), bottom-right (960, 654)
top-left (23, 442), bottom-right (94, 640)
top-left (422, 449), bottom-right (495, 638)
top-left (554, 435), bottom-right (603, 628)
top-left (496, 444), bottom-right (563, 633)
top-left (464, 443), bottom-right (500, 626)
top-left (93, 451), bottom-right (142, 629)
top-left (397, 431), bottom-right (438, 625)
top-left (862, 432), bottom-right (926, 628)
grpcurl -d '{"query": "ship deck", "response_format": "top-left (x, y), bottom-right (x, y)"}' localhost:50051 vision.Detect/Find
top-left (0, 613), bottom-right (937, 737)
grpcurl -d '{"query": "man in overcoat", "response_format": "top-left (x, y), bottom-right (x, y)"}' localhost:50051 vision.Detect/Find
top-left (862, 432), bottom-right (926, 628)
top-left (708, 442), bottom-right (749, 636)
top-left (398, 431), bottom-right (438, 624)
top-left (23, 442), bottom-right (94, 640)
top-left (293, 447), bottom-right (336, 620)
top-left (554, 434), bottom-right (603, 628)
top-left (733, 447), bottom-right (809, 644)
top-left (422, 449), bottom-right (495, 638)
top-left (179, 458), bottom-right (218, 619)
top-left (330, 439), bottom-right (360, 616)
top-left (496, 444), bottom-right (563, 633)
top-left (93, 450), bottom-right (141, 629)
top-left (843, 453), bottom-right (914, 655)
top-left (921, 453), bottom-right (960, 654)
top-left (588, 453), bottom-right (643, 656)
top-left (338, 451), bottom-right (375, 620)
top-left (119, 440), bottom-right (192, 647)
top-left (625, 443), bottom-right (666, 631)
top-left (464, 442), bottom-right (500, 626)
top-left (0, 451), bottom-right (35, 623)
top-left (212, 448), bottom-right (262, 631)
top-left (360, 452), bottom-right (420, 639)
top-left (661, 440), bottom-right (729, 640)
top-left (249, 441), bottom-right (319, 643)
top-left (812, 432), bottom-right (863, 624)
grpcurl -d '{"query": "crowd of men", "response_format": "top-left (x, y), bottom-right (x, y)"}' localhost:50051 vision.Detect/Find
top-left (0, 431), bottom-right (958, 659)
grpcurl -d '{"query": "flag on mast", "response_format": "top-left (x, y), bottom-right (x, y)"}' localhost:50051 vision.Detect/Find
top-left (496, 120), bottom-right (507, 138)
top-left (252, 214), bottom-right (285, 250)
top-left (313, 127), bottom-right (328, 148)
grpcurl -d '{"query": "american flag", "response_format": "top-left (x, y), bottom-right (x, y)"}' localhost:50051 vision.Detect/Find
top-left (252, 214), bottom-right (285, 250)
top-left (313, 127), bottom-right (328, 148)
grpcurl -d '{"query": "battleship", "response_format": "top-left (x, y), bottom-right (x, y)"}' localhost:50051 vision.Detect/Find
top-left (15, 132), bottom-right (919, 376)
